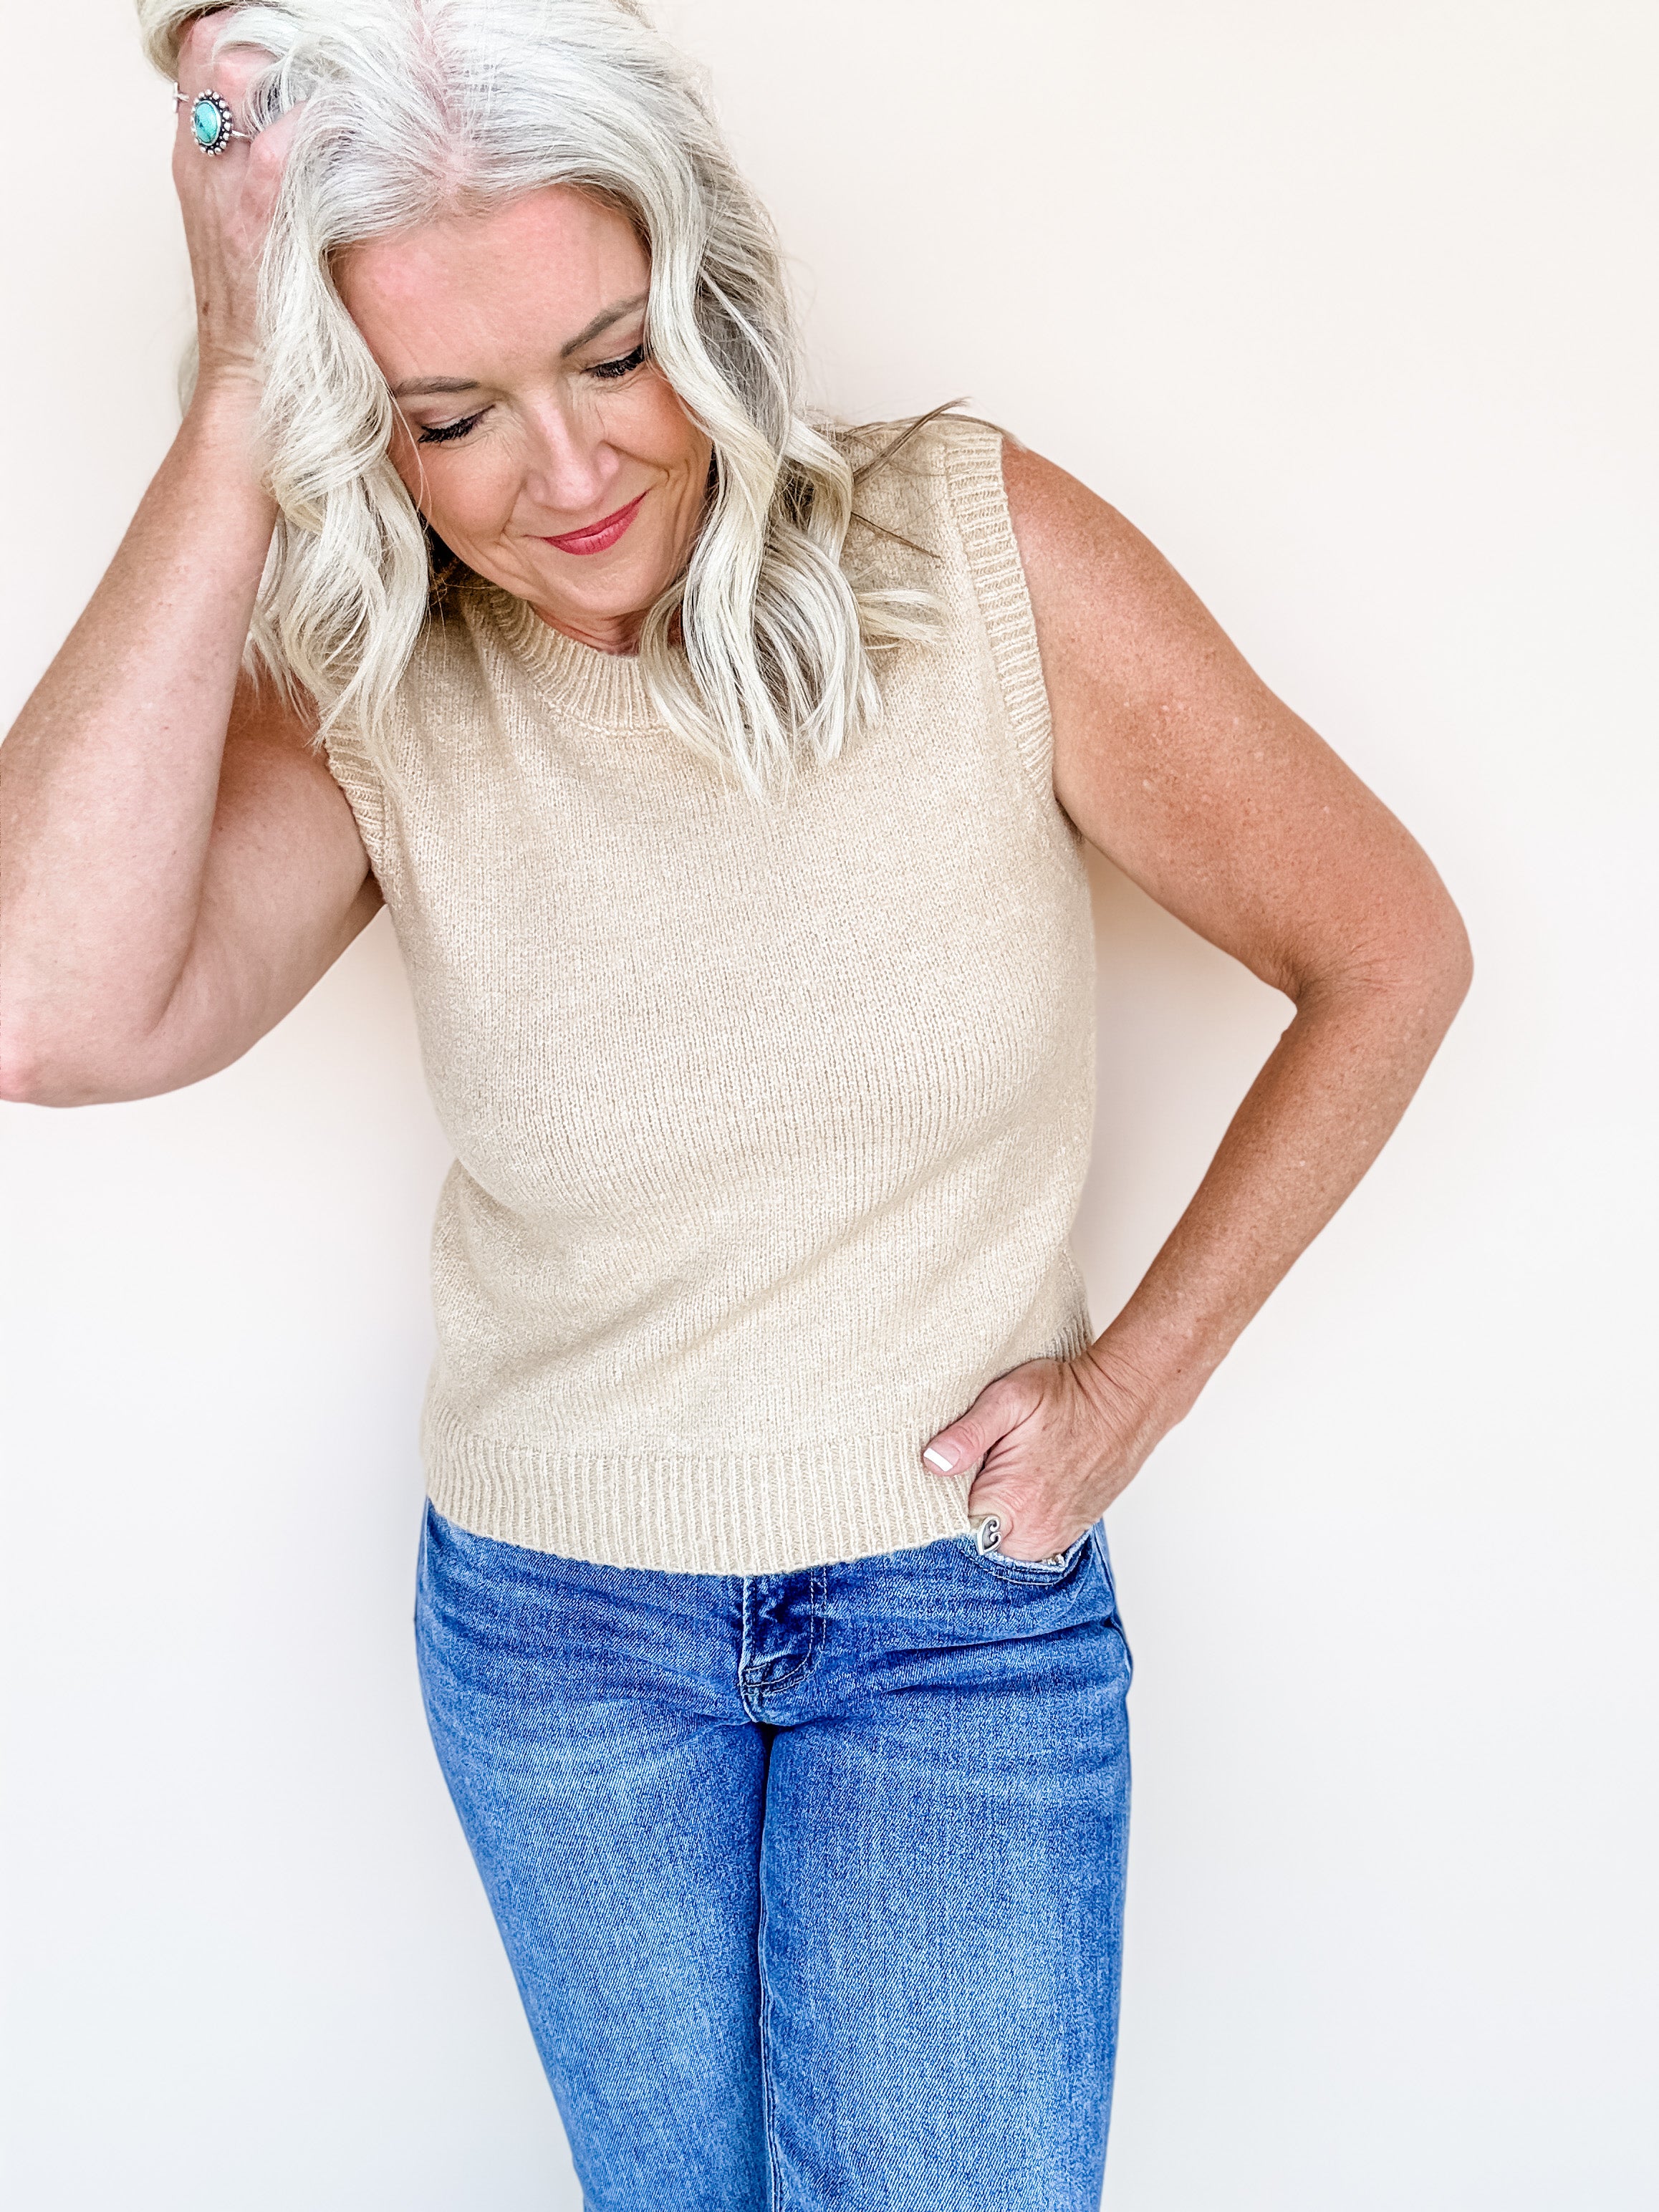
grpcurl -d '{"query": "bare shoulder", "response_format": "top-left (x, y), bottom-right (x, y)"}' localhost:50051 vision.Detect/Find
top-left (999, 440), bottom-right (1239, 721)
top-left (998, 437), bottom-right (1463, 991)
top-left (998, 437), bottom-right (1291, 860)
top-left (999, 439), bottom-right (1129, 573)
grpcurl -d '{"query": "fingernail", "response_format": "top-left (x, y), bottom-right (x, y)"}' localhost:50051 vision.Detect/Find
top-left (922, 1443), bottom-right (957, 1471)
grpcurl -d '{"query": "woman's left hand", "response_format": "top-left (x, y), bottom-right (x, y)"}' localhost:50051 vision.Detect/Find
top-left (920, 1351), bottom-right (1154, 1561)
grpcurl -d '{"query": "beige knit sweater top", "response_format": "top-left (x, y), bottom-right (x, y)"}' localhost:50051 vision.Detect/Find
top-left (324, 415), bottom-right (1097, 1574)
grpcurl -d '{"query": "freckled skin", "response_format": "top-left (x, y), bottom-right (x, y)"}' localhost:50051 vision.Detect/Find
top-left (337, 188), bottom-right (713, 656)
top-left (918, 446), bottom-right (1471, 1553)
top-left (3, 16), bottom-right (1471, 1571)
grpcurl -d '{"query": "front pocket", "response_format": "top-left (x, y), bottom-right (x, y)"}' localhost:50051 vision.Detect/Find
top-left (956, 1524), bottom-right (1095, 1587)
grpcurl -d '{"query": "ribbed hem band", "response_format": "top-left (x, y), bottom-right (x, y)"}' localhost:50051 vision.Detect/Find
top-left (422, 1401), bottom-right (980, 1576)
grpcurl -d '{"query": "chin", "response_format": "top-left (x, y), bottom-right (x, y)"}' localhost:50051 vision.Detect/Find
top-left (532, 548), bottom-right (674, 617)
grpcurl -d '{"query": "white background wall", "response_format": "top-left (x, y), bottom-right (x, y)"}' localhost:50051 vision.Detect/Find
top-left (3, 1), bottom-right (1654, 2205)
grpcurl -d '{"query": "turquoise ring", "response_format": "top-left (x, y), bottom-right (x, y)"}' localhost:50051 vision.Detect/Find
top-left (174, 85), bottom-right (251, 156)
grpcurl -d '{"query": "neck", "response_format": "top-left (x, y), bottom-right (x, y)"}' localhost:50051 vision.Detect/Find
top-left (529, 601), bottom-right (647, 657)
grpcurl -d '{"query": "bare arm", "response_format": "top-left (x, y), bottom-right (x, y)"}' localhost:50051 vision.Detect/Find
top-left (0, 22), bottom-right (378, 1108)
top-left (921, 443), bottom-right (1472, 1556)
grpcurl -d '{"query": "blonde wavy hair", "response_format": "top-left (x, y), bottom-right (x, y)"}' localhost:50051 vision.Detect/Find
top-left (138, 0), bottom-right (937, 794)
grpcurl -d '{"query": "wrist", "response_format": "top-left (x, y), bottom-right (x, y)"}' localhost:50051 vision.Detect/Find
top-left (1074, 1321), bottom-right (1209, 1451)
top-left (186, 365), bottom-right (263, 424)
top-left (177, 376), bottom-right (274, 500)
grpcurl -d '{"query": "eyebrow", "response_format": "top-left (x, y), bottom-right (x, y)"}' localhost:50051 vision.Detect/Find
top-left (389, 374), bottom-right (480, 398)
top-left (388, 293), bottom-right (650, 400)
top-left (557, 292), bottom-right (649, 360)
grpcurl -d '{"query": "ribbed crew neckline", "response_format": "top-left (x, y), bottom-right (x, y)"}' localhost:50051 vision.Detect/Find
top-left (487, 586), bottom-right (665, 731)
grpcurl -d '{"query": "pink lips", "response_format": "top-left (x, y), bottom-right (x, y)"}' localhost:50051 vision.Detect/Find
top-left (539, 491), bottom-right (647, 557)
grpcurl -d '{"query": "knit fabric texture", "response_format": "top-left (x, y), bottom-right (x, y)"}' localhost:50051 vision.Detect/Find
top-left (324, 415), bottom-right (1097, 1573)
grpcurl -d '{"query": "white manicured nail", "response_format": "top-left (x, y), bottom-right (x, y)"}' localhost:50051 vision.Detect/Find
top-left (923, 1444), bottom-right (956, 1471)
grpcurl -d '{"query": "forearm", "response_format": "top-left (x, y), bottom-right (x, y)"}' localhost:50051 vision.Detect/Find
top-left (0, 381), bottom-right (276, 1078)
top-left (1079, 933), bottom-right (1473, 1451)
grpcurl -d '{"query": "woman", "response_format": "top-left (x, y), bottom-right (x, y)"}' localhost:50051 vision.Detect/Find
top-left (0, 1), bottom-right (1471, 2204)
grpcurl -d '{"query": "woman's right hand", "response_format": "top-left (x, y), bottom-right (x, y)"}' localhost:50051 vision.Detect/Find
top-left (171, 14), bottom-right (302, 399)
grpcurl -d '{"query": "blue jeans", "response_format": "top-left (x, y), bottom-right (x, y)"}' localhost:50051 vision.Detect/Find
top-left (415, 1501), bottom-right (1133, 2211)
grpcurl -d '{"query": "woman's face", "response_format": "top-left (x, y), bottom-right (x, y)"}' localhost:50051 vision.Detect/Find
top-left (337, 186), bottom-right (713, 655)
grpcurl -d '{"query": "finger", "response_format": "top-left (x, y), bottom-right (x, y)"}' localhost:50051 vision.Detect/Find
top-left (175, 82), bottom-right (296, 206)
top-left (962, 1464), bottom-right (1080, 1559)
top-left (246, 100), bottom-right (303, 175)
top-left (233, 100), bottom-right (304, 231)
top-left (178, 11), bottom-right (271, 83)
top-left (175, 28), bottom-right (279, 141)
top-left (919, 1372), bottom-right (1037, 1480)
top-left (177, 13), bottom-right (219, 78)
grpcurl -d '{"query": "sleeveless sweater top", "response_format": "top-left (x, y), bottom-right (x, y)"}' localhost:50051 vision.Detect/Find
top-left (324, 416), bottom-right (1097, 1574)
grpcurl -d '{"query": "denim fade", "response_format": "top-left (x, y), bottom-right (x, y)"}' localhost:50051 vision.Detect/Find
top-left (415, 1501), bottom-right (1133, 2211)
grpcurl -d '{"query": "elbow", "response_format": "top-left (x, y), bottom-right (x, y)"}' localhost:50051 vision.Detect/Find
top-left (1370, 891), bottom-right (1473, 1037)
top-left (0, 1008), bottom-right (152, 1108)
top-left (1417, 883), bottom-right (1474, 1028)
top-left (0, 1044), bottom-right (64, 1107)
top-left (0, 956), bottom-right (74, 1101)
top-left (1290, 880), bottom-right (1473, 1037)
top-left (1441, 903), bottom-right (1475, 1013)
top-left (1370, 888), bottom-right (1475, 1049)
top-left (0, 1009), bottom-right (50, 1103)
top-left (0, 937), bottom-right (199, 1103)
top-left (0, 1030), bottom-right (103, 1107)
top-left (0, 996), bottom-right (237, 1106)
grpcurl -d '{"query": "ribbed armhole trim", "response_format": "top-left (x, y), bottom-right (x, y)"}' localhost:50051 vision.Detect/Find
top-left (943, 421), bottom-right (1055, 803)
top-left (321, 735), bottom-right (386, 880)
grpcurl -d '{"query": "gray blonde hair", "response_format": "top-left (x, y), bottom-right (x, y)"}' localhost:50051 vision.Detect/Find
top-left (139, 0), bottom-right (936, 794)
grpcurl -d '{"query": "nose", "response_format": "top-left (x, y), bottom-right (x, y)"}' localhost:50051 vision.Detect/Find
top-left (519, 394), bottom-right (620, 523)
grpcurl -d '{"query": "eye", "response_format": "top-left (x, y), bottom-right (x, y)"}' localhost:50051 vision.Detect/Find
top-left (416, 410), bottom-right (486, 446)
top-left (587, 342), bottom-right (648, 383)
